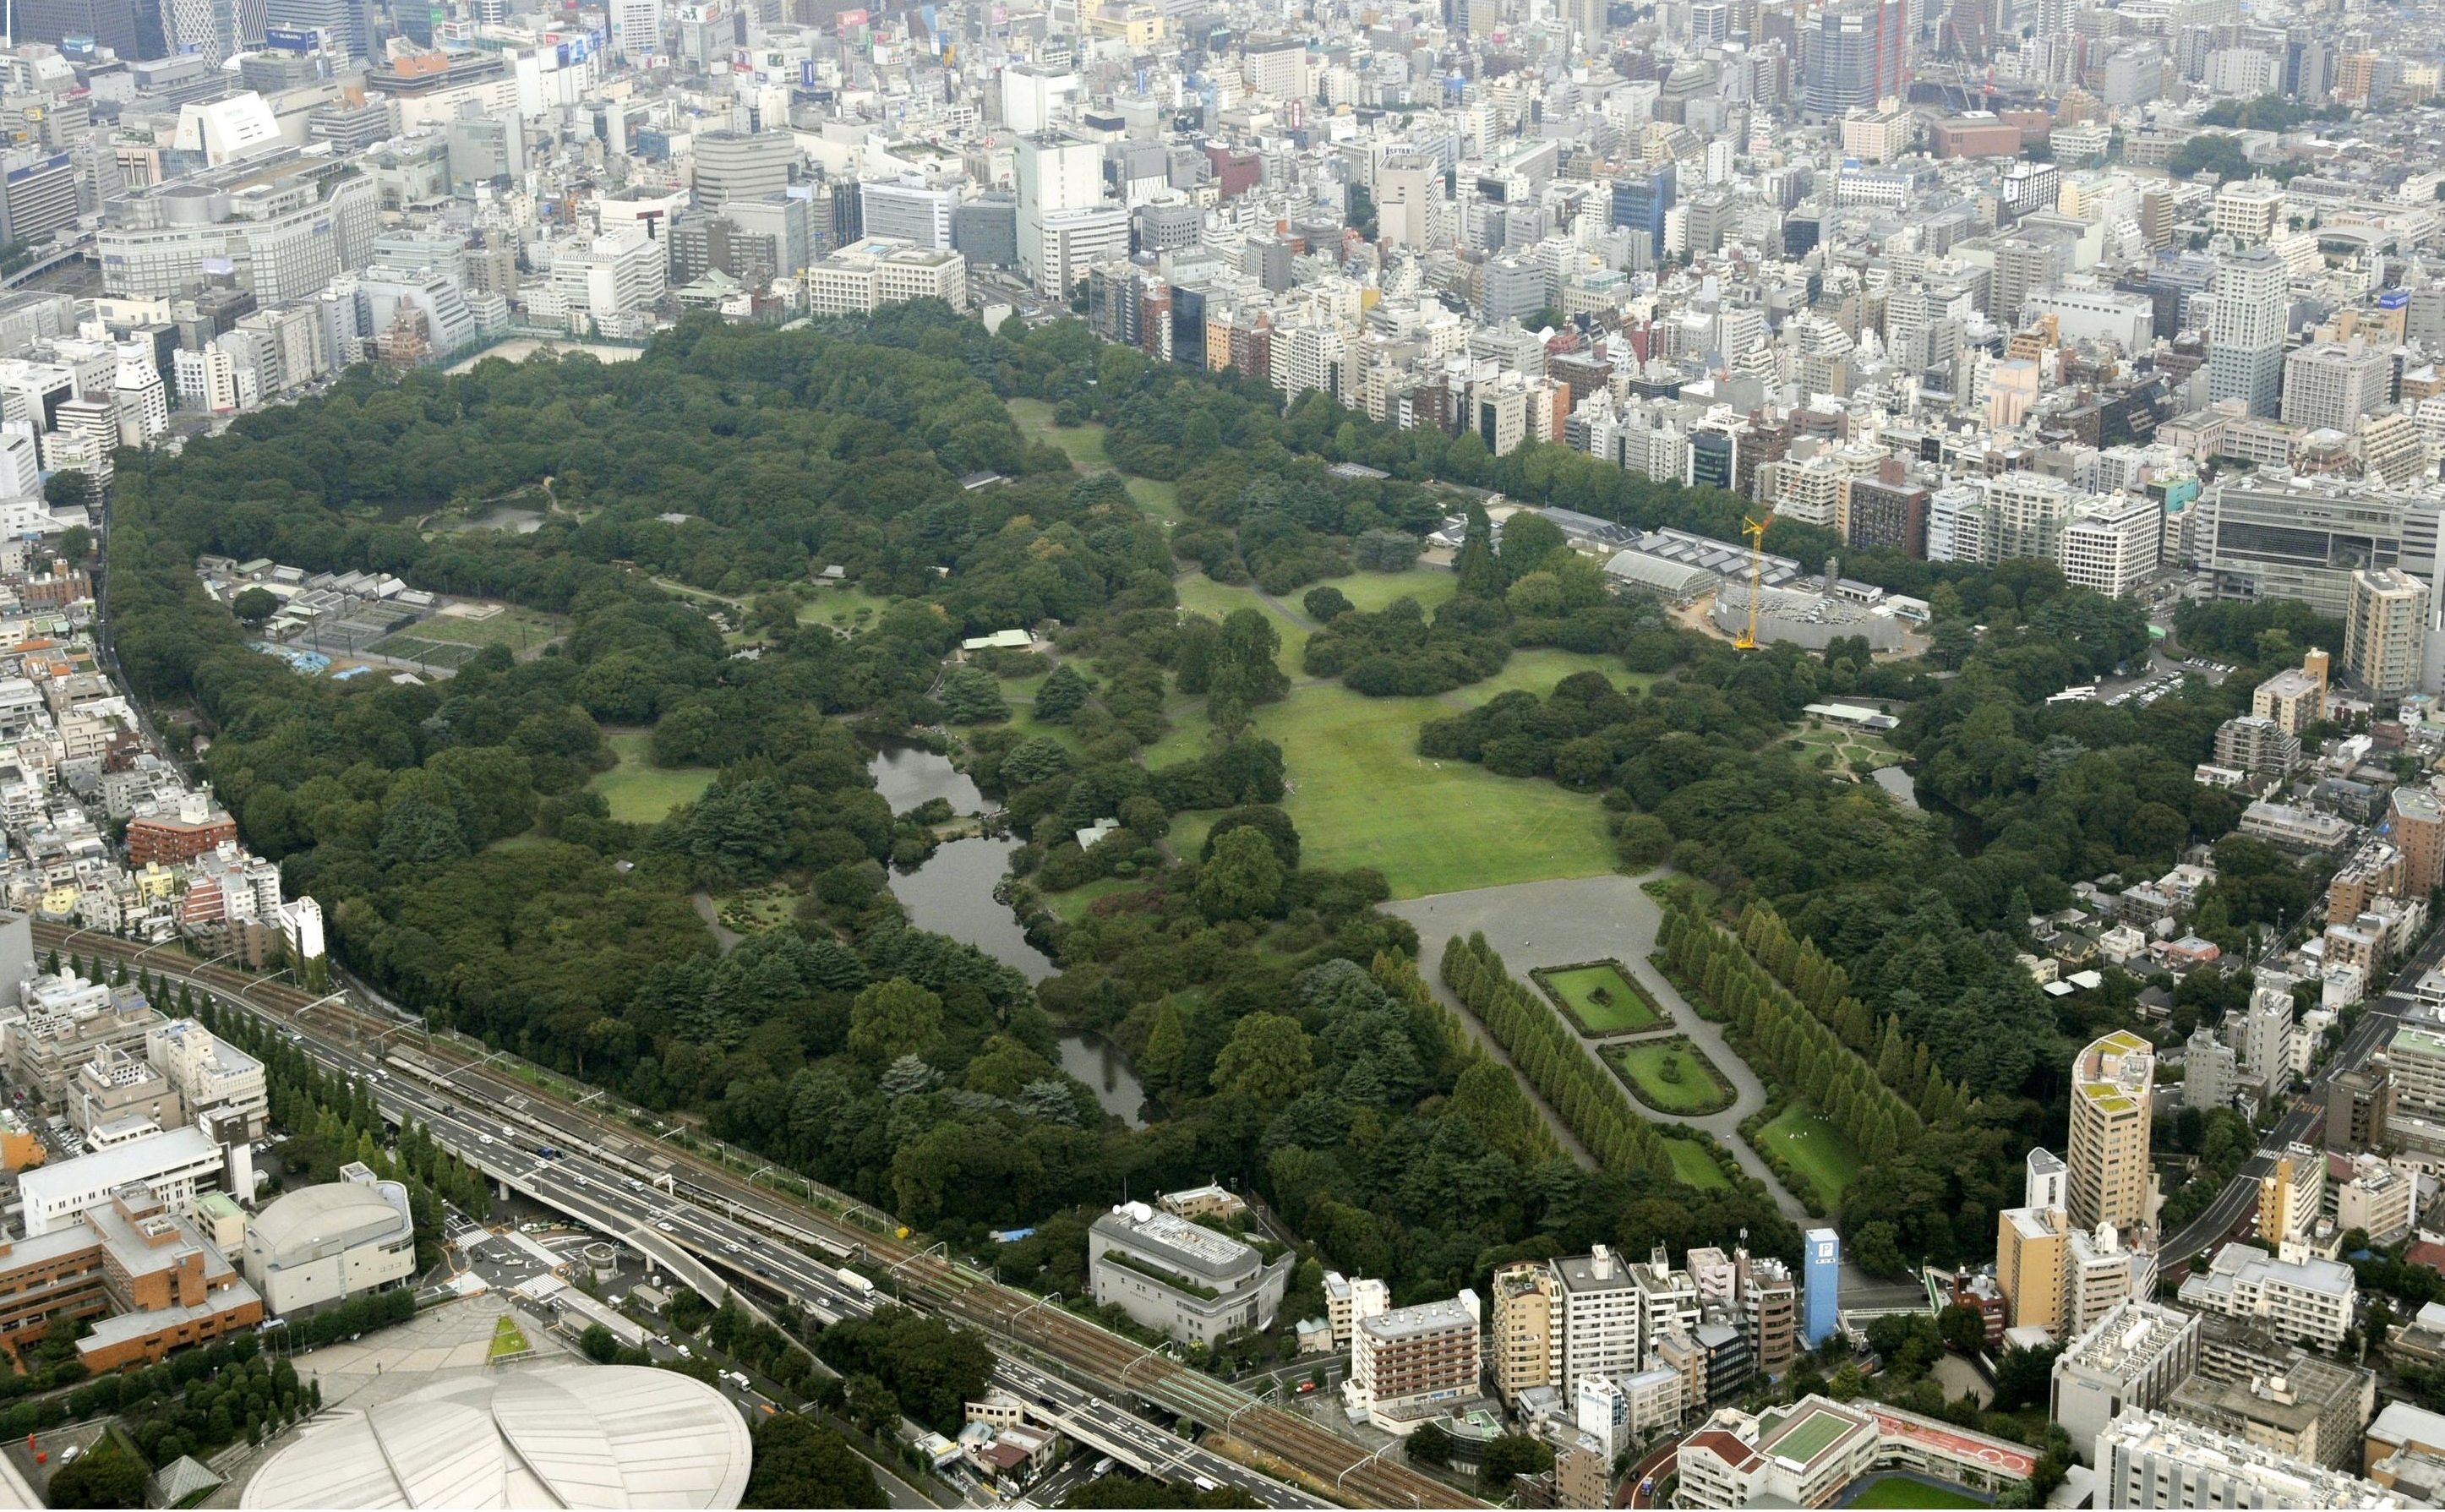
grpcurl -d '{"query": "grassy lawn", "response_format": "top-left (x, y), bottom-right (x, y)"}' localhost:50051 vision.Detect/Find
top-left (1454, 650), bottom-right (1659, 706)
top-left (487, 1316), bottom-right (531, 1360)
top-left (1175, 574), bottom-right (1310, 675)
top-left (415, 604), bottom-right (567, 650)
top-left (590, 729), bottom-right (715, 824)
top-left (1247, 681), bottom-right (1613, 898)
top-left (651, 576), bottom-right (746, 609)
top-left (714, 883), bottom-right (795, 934)
top-left (1759, 1104), bottom-right (1864, 1210)
top-left (1332, 567), bottom-right (1459, 614)
top-left (1536, 962), bottom-right (1662, 1034)
top-left (1166, 810), bottom-right (1215, 861)
top-left (1665, 1138), bottom-right (1733, 1190)
top-left (1842, 1476), bottom-right (1989, 1509)
top-left (800, 587), bottom-right (897, 629)
top-left (1044, 876), bottom-right (1144, 921)
top-left (1008, 396), bottom-right (1114, 469)
top-left (1609, 1038), bottom-right (1734, 1116)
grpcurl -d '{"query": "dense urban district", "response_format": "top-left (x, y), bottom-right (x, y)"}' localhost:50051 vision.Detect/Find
top-left (3, 0), bottom-right (2445, 1504)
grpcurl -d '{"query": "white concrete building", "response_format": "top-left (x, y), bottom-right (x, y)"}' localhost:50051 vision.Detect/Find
top-left (2177, 1241), bottom-right (2356, 1347)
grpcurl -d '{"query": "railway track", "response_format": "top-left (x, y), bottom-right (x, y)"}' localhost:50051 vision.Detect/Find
top-left (41, 924), bottom-right (1472, 1510)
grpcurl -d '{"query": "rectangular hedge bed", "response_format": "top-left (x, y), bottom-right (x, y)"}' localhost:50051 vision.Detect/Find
top-left (1531, 960), bottom-right (1665, 1035)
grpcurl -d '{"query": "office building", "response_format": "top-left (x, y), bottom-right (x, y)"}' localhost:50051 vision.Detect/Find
top-left (2057, 493), bottom-right (2161, 598)
top-left (2345, 569), bottom-right (2428, 697)
top-left (97, 160), bottom-right (377, 305)
top-left (805, 240), bottom-right (969, 316)
top-left (1342, 1291), bottom-right (1482, 1432)
top-left (2094, 1411), bottom-right (2402, 1508)
top-left (242, 1163), bottom-right (416, 1316)
top-left (2049, 1302), bottom-right (2202, 1462)
top-left (0, 1182), bottom-right (261, 1373)
top-left (1087, 1202), bottom-right (1291, 1345)
top-left (68, 1045), bottom-right (183, 1141)
top-left (2066, 1030), bottom-right (2153, 1233)
top-left (1740, 1253), bottom-right (1798, 1380)
top-left (2177, 1241), bottom-right (2355, 1347)
top-left (1803, 1227), bottom-right (1840, 1346)
top-left (859, 178), bottom-right (961, 249)
top-left (1803, 0), bottom-right (1913, 117)
top-left (1015, 136), bottom-right (1105, 293)
top-left (2208, 249), bottom-right (2289, 419)
top-left (18, 1126), bottom-right (230, 1236)
top-left (692, 132), bottom-right (796, 209)
top-left (2284, 339), bottom-right (2393, 434)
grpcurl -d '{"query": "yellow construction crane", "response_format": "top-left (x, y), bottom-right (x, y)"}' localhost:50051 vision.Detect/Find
top-left (1733, 511), bottom-right (1774, 651)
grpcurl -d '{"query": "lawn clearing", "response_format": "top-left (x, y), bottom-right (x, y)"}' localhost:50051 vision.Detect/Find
top-left (1838, 1474), bottom-right (1989, 1509)
top-left (800, 587), bottom-right (897, 628)
top-left (1332, 567), bottom-right (1460, 614)
top-left (1536, 961), bottom-right (1664, 1034)
top-left (1665, 1137), bottom-right (1733, 1190)
top-left (1044, 876), bottom-right (1144, 921)
top-left (590, 729), bottom-right (715, 824)
top-left (1175, 574), bottom-right (1310, 675)
top-left (1608, 1038), bottom-right (1735, 1116)
top-left (412, 604), bottom-right (567, 650)
top-left (1247, 681), bottom-right (1613, 898)
top-left (1007, 396), bottom-right (1114, 470)
top-left (1758, 1104), bottom-right (1864, 1210)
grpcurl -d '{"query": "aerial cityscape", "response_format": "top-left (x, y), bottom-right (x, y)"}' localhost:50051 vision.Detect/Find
top-left (0, 0), bottom-right (2434, 1501)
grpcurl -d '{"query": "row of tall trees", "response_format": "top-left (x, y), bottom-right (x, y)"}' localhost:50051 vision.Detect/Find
top-left (1440, 933), bottom-right (1676, 1181)
top-left (1730, 901), bottom-right (1976, 1124)
top-left (1657, 901), bottom-right (1934, 1166)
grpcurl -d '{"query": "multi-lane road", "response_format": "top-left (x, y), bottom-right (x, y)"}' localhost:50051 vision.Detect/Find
top-left (2158, 942), bottom-right (2432, 1266)
top-left (43, 925), bottom-right (1416, 1509)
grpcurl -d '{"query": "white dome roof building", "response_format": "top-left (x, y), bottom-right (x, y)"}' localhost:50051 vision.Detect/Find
top-left (241, 1366), bottom-right (753, 1509)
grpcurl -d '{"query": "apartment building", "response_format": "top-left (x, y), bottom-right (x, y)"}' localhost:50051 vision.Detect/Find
top-left (2066, 1030), bottom-right (2153, 1233)
top-left (2095, 1411), bottom-right (2401, 1508)
top-left (2049, 1301), bottom-right (2202, 1461)
top-left (1490, 1261), bottom-right (1557, 1406)
top-left (2344, 568), bottom-right (2428, 697)
top-left (2176, 1241), bottom-right (2356, 1347)
top-left (1342, 1291), bottom-right (1482, 1432)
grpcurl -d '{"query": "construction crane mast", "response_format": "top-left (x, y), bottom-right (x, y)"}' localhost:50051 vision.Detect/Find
top-left (1733, 511), bottom-right (1774, 651)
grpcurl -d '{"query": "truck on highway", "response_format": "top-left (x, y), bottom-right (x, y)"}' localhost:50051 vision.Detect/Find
top-left (835, 1266), bottom-right (876, 1296)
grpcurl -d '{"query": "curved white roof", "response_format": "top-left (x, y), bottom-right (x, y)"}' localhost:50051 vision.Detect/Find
top-left (248, 1182), bottom-right (408, 1264)
top-left (240, 1366), bottom-right (751, 1509)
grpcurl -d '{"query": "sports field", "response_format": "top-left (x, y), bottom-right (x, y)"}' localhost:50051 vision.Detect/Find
top-left (1538, 961), bottom-right (1663, 1034)
top-left (589, 730), bottom-right (715, 824)
top-left (1837, 1474), bottom-right (1989, 1508)
top-left (1760, 1104), bottom-right (1864, 1210)
top-left (1768, 1403), bottom-right (1857, 1465)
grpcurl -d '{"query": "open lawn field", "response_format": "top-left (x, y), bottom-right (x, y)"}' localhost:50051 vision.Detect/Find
top-left (1608, 1038), bottom-right (1734, 1116)
top-left (1043, 876), bottom-right (1144, 921)
top-left (800, 587), bottom-right (898, 628)
top-left (1330, 567), bottom-right (1459, 614)
top-left (1175, 575), bottom-right (1310, 674)
top-left (590, 730), bottom-right (715, 824)
top-left (1005, 397), bottom-right (1176, 522)
top-left (1759, 1104), bottom-right (1864, 1210)
top-left (414, 604), bottom-right (567, 650)
top-left (1665, 1138), bottom-right (1732, 1190)
top-left (1536, 962), bottom-right (1662, 1034)
top-left (1249, 682), bottom-right (1613, 898)
top-left (1455, 649), bottom-right (1659, 703)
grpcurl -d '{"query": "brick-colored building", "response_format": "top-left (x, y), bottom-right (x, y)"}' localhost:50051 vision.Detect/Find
top-left (126, 811), bottom-right (237, 867)
top-left (0, 1182), bottom-right (262, 1373)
